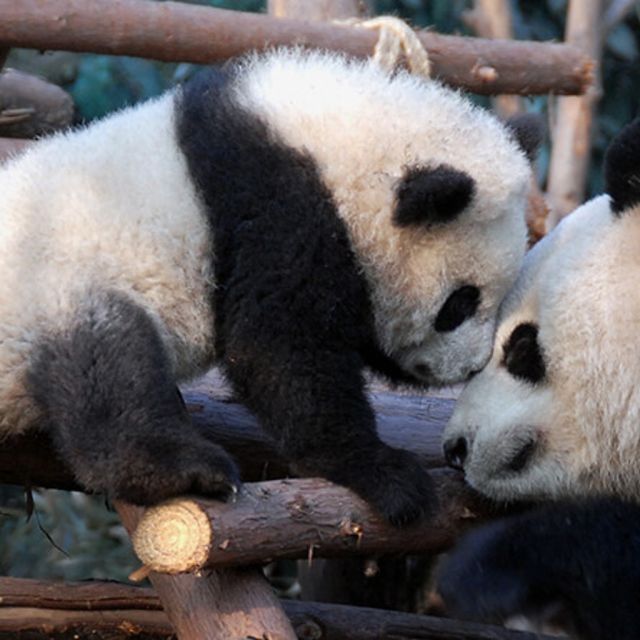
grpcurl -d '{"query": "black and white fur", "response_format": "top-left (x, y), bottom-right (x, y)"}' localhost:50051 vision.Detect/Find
top-left (438, 498), bottom-right (640, 640)
top-left (438, 118), bottom-right (640, 635)
top-left (443, 116), bottom-right (640, 503)
top-left (0, 49), bottom-right (536, 525)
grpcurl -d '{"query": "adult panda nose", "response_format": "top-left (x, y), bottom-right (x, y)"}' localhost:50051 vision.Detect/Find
top-left (443, 436), bottom-right (468, 470)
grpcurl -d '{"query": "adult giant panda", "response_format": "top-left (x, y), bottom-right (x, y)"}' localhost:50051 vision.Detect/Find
top-left (0, 48), bottom-right (537, 526)
top-left (443, 116), bottom-right (640, 503)
top-left (438, 118), bottom-right (640, 635)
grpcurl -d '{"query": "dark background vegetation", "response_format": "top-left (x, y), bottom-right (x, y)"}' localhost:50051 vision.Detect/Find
top-left (2, 0), bottom-right (639, 582)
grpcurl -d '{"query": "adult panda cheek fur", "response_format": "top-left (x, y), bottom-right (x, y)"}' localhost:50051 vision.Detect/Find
top-left (0, 49), bottom-right (536, 527)
top-left (438, 117), bottom-right (640, 637)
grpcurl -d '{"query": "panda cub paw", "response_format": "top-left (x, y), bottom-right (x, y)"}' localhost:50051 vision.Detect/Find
top-left (103, 432), bottom-right (241, 506)
top-left (368, 446), bottom-right (436, 526)
top-left (332, 445), bottom-right (435, 527)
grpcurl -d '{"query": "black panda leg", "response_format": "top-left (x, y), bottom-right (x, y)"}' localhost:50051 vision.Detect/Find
top-left (27, 290), bottom-right (239, 505)
top-left (437, 498), bottom-right (640, 640)
top-left (223, 337), bottom-right (435, 527)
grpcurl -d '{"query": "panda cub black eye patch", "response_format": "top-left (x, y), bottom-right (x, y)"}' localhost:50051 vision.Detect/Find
top-left (393, 164), bottom-right (476, 228)
top-left (434, 285), bottom-right (480, 333)
top-left (502, 322), bottom-right (546, 384)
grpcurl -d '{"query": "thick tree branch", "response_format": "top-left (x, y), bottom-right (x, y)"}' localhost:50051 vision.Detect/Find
top-left (546, 0), bottom-right (604, 226)
top-left (0, 136), bottom-right (29, 162)
top-left (0, 0), bottom-right (593, 95)
top-left (463, 0), bottom-right (522, 117)
top-left (0, 69), bottom-right (73, 138)
top-left (0, 577), bottom-right (556, 640)
top-left (129, 470), bottom-right (504, 574)
top-left (0, 388), bottom-right (454, 491)
top-left (116, 501), bottom-right (298, 640)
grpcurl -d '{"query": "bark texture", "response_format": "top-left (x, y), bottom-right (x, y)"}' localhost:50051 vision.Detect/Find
top-left (0, 0), bottom-right (593, 95)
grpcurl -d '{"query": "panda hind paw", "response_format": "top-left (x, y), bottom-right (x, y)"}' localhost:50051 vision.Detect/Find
top-left (333, 445), bottom-right (436, 527)
top-left (103, 433), bottom-right (241, 506)
top-left (371, 448), bottom-right (436, 527)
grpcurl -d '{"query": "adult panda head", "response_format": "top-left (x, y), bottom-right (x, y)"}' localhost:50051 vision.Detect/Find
top-left (227, 50), bottom-right (540, 387)
top-left (443, 117), bottom-right (640, 501)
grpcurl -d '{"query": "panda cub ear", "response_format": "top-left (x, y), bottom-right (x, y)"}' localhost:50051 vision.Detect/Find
top-left (505, 113), bottom-right (545, 163)
top-left (393, 164), bottom-right (476, 228)
top-left (604, 116), bottom-right (640, 215)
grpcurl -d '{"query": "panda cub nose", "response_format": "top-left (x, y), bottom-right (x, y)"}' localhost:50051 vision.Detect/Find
top-left (443, 437), bottom-right (468, 470)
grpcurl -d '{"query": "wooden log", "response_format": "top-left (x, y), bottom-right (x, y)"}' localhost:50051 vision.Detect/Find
top-left (0, 136), bottom-right (29, 163)
top-left (0, 0), bottom-right (593, 96)
top-left (463, 0), bottom-right (522, 117)
top-left (130, 470), bottom-right (500, 573)
top-left (546, 0), bottom-right (604, 227)
top-left (116, 501), bottom-right (298, 640)
top-left (0, 576), bottom-right (558, 640)
top-left (0, 69), bottom-right (73, 138)
top-left (268, 0), bottom-right (367, 20)
top-left (0, 387), bottom-right (454, 491)
top-left (463, 0), bottom-right (551, 244)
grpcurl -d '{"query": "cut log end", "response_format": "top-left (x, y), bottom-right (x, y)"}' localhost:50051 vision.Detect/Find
top-left (132, 498), bottom-right (212, 573)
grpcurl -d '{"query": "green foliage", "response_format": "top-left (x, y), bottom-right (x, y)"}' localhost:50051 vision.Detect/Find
top-left (69, 56), bottom-right (167, 121)
top-left (0, 488), bottom-right (137, 581)
top-left (375, 0), bottom-right (640, 197)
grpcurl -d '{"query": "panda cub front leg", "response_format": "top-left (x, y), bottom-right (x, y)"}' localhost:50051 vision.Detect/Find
top-left (221, 333), bottom-right (435, 527)
top-left (27, 290), bottom-right (240, 505)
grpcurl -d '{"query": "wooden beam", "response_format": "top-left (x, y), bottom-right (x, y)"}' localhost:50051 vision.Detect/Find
top-left (0, 0), bottom-right (593, 95)
top-left (0, 69), bottom-right (73, 138)
top-left (267, 0), bottom-right (366, 20)
top-left (116, 502), bottom-right (298, 640)
top-left (463, 0), bottom-right (522, 117)
top-left (0, 387), bottom-right (454, 491)
top-left (546, 0), bottom-right (604, 227)
top-left (0, 577), bottom-right (557, 640)
top-left (129, 470), bottom-right (502, 573)
top-left (0, 136), bottom-right (30, 163)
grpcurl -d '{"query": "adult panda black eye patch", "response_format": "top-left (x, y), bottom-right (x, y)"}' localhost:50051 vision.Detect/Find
top-left (502, 322), bottom-right (546, 383)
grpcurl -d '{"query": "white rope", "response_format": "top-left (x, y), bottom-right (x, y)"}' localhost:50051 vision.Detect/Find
top-left (338, 15), bottom-right (432, 78)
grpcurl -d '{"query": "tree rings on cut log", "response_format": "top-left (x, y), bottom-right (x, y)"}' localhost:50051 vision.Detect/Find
top-left (132, 499), bottom-right (212, 573)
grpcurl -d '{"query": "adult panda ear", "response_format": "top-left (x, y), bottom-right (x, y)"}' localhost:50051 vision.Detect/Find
top-left (604, 116), bottom-right (640, 215)
top-left (505, 113), bottom-right (545, 163)
top-left (393, 164), bottom-right (476, 228)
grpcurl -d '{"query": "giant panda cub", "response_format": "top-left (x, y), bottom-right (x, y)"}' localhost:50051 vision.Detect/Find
top-left (0, 49), bottom-right (538, 526)
top-left (439, 118), bottom-right (640, 635)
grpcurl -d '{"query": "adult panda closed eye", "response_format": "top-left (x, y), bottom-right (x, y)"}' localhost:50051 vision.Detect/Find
top-left (439, 117), bottom-right (640, 636)
top-left (0, 48), bottom-right (538, 526)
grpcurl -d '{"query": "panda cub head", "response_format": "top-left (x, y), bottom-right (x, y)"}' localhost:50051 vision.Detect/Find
top-left (443, 117), bottom-right (640, 500)
top-left (232, 50), bottom-right (539, 386)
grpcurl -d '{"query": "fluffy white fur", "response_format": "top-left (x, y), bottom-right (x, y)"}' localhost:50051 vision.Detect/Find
top-left (0, 49), bottom-right (532, 437)
top-left (444, 194), bottom-right (640, 500)
top-left (0, 94), bottom-right (216, 435)
top-left (235, 50), bottom-right (531, 384)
